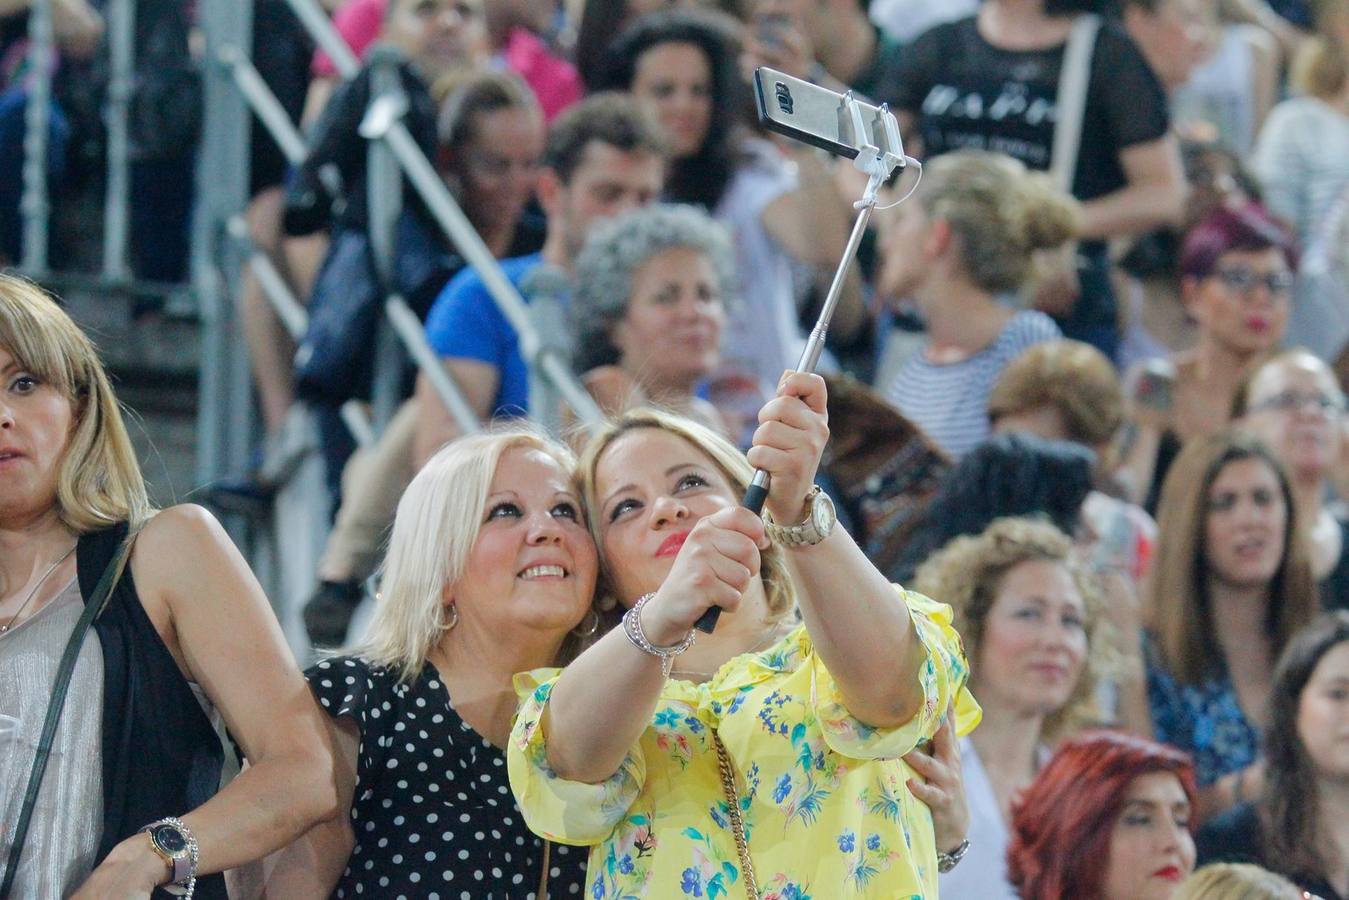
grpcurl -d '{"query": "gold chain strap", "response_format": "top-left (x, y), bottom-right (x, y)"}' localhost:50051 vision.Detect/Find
top-left (712, 731), bottom-right (760, 900)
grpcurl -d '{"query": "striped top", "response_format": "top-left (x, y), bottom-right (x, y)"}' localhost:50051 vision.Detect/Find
top-left (887, 310), bottom-right (1061, 459)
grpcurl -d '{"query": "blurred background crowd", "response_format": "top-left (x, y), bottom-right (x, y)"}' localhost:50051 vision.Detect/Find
top-left (4, 0), bottom-right (1349, 894)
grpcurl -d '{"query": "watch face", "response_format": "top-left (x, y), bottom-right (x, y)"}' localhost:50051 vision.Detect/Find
top-left (812, 492), bottom-right (836, 534)
top-left (153, 825), bottom-right (188, 855)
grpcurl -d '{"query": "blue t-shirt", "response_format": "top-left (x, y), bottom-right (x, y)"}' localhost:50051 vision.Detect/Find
top-left (423, 252), bottom-right (547, 418)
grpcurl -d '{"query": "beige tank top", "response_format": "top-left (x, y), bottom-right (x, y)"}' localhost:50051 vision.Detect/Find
top-left (0, 576), bottom-right (104, 897)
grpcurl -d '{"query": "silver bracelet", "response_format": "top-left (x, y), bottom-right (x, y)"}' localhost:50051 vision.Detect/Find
top-left (621, 593), bottom-right (696, 678)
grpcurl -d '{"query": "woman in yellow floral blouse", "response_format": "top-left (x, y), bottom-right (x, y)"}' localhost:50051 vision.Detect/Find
top-left (508, 373), bottom-right (980, 898)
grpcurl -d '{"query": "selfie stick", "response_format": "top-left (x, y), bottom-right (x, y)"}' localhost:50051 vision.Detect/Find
top-left (694, 91), bottom-right (909, 633)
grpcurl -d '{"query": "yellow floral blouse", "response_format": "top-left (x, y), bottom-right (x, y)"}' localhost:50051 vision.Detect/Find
top-left (508, 587), bottom-right (981, 900)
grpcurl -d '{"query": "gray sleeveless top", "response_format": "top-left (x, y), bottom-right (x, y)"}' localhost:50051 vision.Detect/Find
top-left (0, 577), bottom-right (104, 897)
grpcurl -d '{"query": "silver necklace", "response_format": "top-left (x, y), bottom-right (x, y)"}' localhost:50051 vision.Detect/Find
top-left (0, 544), bottom-right (78, 634)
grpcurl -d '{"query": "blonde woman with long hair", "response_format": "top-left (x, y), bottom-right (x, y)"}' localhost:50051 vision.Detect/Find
top-left (0, 274), bottom-right (338, 897)
top-left (264, 427), bottom-right (599, 897)
top-left (913, 516), bottom-right (1109, 900)
top-left (508, 375), bottom-right (980, 898)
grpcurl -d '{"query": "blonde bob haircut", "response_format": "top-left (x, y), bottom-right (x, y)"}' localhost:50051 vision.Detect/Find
top-left (912, 516), bottom-right (1108, 739)
top-left (579, 406), bottom-right (796, 627)
top-left (1172, 863), bottom-right (1305, 900)
top-left (0, 273), bottom-right (151, 531)
top-left (348, 425), bottom-right (595, 684)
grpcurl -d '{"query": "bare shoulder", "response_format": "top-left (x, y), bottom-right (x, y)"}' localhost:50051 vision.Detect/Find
top-left (135, 503), bottom-right (228, 556)
top-left (130, 504), bottom-right (242, 599)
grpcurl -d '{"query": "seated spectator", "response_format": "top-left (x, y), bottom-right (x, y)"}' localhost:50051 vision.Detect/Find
top-left (891, 431), bottom-right (1097, 582)
top-left (301, 93), bottom-right (666, 647)
top-left (0, 0), bottom-right (102, 265)
top-left (1175, 863), bottom-right (1306, 900)
top-left (1234, 349), bottom-right (1349, 606)
top-left (1117, 139), bottom-right (1265, 369)
top-left (1251, 0), bottom-right (1349, 252)
top-left (598, 9), bottom-right (868, 445)
top-left (989, 339), bottom-right (1158, 586)
top-left (1195, 611), bottom-right (1349, 900)
top-left (434, 68), bottom-right (547, 260)
top-left (1114, 203), bottom-right (1297, 512)
top-left (264, 428), bottom-right (597, 895)
top-left (308, 0), bottom-right (579, 121)
top-left (1008, 731), bottom-right (1198, 900)
top-left (569, 203), bottom-right (732, 433)
top-left (878, 150), bottom-right (1076, 459)
top-left (414, 92), bottom-right (665, 452)
top-left (913, 517), bottom-right (1108, 900)
top-left (891, 0), bottom-right (1186, 358)
top-left (1128, 430), bottom-right (1317, 821)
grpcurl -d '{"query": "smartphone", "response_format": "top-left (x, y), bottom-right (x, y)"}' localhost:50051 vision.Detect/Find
top-left (752, 66), bottom-right (906, 164)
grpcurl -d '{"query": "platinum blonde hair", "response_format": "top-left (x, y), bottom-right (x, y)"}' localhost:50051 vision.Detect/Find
top-left (0, 273), bottom-right (151, 531)
top-left (348, 425), bottom-right (589, 683)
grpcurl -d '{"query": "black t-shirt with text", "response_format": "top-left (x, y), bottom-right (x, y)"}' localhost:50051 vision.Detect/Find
top-left (890, 15), bottom-right (1169, 203)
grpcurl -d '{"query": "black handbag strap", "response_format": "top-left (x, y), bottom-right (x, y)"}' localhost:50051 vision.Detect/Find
top-left (1, 529), bottom-right (139, 899)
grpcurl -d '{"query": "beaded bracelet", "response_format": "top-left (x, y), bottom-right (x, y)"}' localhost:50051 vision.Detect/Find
top-left (621, 592), bottom-right (696, 678)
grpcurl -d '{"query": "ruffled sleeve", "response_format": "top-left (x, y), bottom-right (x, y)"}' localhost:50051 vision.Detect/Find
top-left (307, 656), bottom-right (381, 726)
top-left (507, 668), bottom-right (647, 846)
top-left (811, 587), bottom-right (980, 760)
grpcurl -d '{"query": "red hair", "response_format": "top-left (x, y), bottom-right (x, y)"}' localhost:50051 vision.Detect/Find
top-left (1007, 731), bottom-right (1197, 900)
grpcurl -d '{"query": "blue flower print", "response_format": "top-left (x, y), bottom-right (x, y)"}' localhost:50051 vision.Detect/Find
top-left (654, 708), bottom-right (682, 729)
top-left (782, 886), bottom-right (805, 900)
top-left (728, 692), bottom-right (748, 714)
top-left (684, 715), bottom-right (705, 734)
top-left (773, 773), bottom-right (793, 803)
top-left (866, 834), bottom-right (881, 851)
top-left (837, 831), bottom-right (855, 852)
top-left (618, 854), bottom-right (634, 875)
top-left (681, 867), bottom-right (704, 896)
top-left (592, 878), bottom-right (605, 899)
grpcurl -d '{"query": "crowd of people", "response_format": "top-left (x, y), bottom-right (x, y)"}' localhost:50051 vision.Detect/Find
top-left (3, 0), bottom-right (1349, 896)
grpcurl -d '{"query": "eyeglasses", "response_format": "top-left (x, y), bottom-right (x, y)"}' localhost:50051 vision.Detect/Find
top-left (1249, 390), bottom-right (1346, 416)
top-left (1211, 266), bottom-right (1295, 295)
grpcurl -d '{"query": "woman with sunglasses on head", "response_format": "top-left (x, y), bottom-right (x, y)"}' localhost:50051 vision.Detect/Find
top-left (1235, 349), bottom-right (1349, 607)
top-left (508, 373), bottom-right (979, 898)
top-left (1114, 203), bottom-right (1298, 514)
top-left (262, 428), bottom-right (597, 897)
top-left (1196, 612), bottom-right (1349, 900)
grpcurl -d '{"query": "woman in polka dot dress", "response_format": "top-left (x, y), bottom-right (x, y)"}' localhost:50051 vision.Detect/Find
top-left (262, 428), bottom-right (598, 898)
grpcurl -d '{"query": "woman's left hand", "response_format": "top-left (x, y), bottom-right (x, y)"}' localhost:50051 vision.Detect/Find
top-left (746, 371), bottom-right (829, 527)
top-left (67, 835), bottom-right (166, 899)
top-left (903, 709), bottom-right (969, 855)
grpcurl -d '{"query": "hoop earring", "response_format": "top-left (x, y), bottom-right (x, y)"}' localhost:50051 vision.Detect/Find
top-left (573, 607), bottom-right (600, 638)
top-left (441, 602), bottom-right (459, 632)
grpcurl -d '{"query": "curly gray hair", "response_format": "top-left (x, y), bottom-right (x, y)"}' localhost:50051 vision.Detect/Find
top-left (571, 203), bottom-right (737, 373)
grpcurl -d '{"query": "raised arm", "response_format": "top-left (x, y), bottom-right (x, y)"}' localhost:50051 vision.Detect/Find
top-left (69, 505), bottom-right (340, 897)
top-left (537, 506), bottom-right (766, 784)
top-left (748, 372), bottom-right (926, 729)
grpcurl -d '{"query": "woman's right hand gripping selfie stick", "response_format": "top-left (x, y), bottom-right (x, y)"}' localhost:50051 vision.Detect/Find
top-left (694, 71), bottom-right (915, 633)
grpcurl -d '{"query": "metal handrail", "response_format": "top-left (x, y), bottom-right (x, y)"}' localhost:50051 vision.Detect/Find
top-left (219, 45), bottom-right (480, 439)
top-left (278, 0), bottom-right (605, 430)
top-left (19, 0), bottom-right (55, 274)
top-left (102, 0), bottom-right (134, 281)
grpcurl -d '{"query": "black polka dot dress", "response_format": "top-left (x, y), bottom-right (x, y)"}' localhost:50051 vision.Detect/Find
top-left (307, 656), bottom-right (587, 899)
